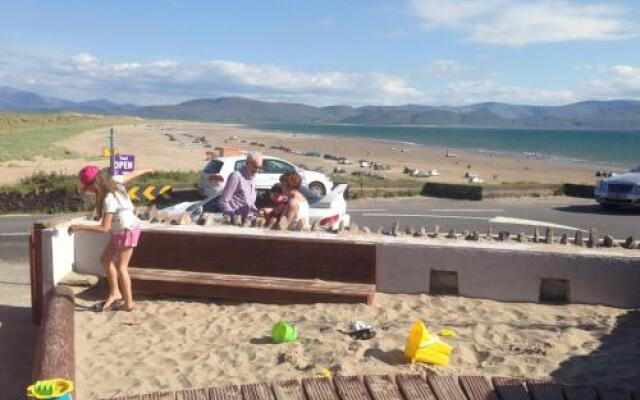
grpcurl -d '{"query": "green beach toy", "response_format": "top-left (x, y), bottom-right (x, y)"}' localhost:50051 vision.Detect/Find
top-left (271, 320), bottom-right (298, 343)
top-left (27, 378), bottom-right (74, 399)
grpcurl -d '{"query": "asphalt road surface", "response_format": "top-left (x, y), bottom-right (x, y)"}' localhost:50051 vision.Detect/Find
top-left (0, 214), bottom-right (45, 400)
top-left (348, 196), bottom-right (640, 239)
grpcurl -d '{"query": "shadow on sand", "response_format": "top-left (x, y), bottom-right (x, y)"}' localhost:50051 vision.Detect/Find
top-left (0, 305), bottom-right (37, 400)
top-left (551, 309), bottom-right (640, 390)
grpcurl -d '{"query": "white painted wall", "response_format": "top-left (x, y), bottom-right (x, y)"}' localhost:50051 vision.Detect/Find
top-left (40, 227), bottom-right (75, 296)
top-left (74, 231), bottom-right (110, 276)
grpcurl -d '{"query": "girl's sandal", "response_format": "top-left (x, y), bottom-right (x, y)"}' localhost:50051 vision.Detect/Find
top-left (95, 299), bottom-right (124, 312)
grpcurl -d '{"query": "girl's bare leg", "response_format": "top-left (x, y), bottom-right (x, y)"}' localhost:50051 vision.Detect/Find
top-left (116, 247), bottom-right (135, 311)
top-left (100, 237), bottom-right (122, 309)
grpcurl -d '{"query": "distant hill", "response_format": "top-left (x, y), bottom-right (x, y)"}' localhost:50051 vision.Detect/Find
top-left (0, 86), bottom-right (139, 114)
top-left (2, 85), bottom-right (640, 128)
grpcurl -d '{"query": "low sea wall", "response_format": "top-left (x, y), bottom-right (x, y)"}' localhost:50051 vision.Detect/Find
top-left (423, 182), bottom-right (594, 200)
top-left (31, 216), bottom-right (640, 310)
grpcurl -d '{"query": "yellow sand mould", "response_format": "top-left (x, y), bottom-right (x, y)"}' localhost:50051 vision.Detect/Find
top-left (404, 321), bottom-right (453, 366)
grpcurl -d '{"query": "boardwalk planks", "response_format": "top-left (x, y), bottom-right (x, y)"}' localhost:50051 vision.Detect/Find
top-left (563, 386), bottom-right (598, 400)
top-left (273, 380), bottom-right (307, 400)
top-left (491, 377), bottom-right (529, 400)
top-left (526, 380), bottom-right (563, 400)
top-left (140, 392), bottom-right (176, 400)
top-left (395, 375), bottom-right (436, 400)
top-left (242, 383), bottom-right (276, 400)
top-left (209, 385), bottom-right (242, 400)
top-left (175, 388), bottom-right (209, 400)
top-left (459, 376), bottom-right (499, 400)
top-left (334, 376), bottom-right (372, 400)
top-left (303, 378), bottom-right (341, 400)
top-left (427, 376), bottom-right (467, 400)
top-left (364, 375), bottom-right (404, 400)
top-left (598, 388), bottom-right (632, 400)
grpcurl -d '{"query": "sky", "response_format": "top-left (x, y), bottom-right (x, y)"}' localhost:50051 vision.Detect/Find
top-left (1, 0), bottom-right (640, 106)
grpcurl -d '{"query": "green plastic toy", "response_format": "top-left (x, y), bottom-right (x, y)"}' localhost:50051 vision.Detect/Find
top-left (271, 320), bottom-right (298, 343)
top-left (27, 378), bottom-right (74, 399)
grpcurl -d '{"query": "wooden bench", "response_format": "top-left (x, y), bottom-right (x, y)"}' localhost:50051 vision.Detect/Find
top-left (129, 231), bottom-right (377, 304)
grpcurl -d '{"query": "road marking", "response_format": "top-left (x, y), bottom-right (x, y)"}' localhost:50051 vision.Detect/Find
top-left (362, 213), bottom-right (490, 221)
top-left (488, 217), bottom-right (583, 231)
top-left (349, 209), bottom-right (387, 212)
top-left (430, 209), bottom-right (504, 212)
top-left (0, 232), bottom-right (29, 237)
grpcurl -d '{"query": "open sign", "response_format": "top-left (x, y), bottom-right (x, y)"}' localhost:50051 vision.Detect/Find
top-left (114, 154), bottom-right (135, 175)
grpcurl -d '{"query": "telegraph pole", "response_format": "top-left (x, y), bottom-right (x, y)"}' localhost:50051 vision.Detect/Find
top-left (109, 127), bottom-right (115, 175)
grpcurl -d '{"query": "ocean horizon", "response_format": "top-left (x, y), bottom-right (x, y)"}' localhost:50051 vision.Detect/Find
top-left (252, 123), bottom-right (640, 169)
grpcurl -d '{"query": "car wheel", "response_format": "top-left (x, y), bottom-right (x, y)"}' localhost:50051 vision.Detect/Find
top-left (309, 181), bottom-right (326, 196)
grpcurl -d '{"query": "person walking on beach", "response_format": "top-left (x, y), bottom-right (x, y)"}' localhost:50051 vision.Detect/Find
top-left (279, 171), bottom-right (309, 229)
top-left (219, 152), bottom-right (263, 218)
top-left (68, 166), bottom-right (151, 312)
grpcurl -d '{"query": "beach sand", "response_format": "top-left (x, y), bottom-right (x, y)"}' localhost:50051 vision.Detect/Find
top-left (0, 121), bottom-right (601, 185)
top-left (74, 291), bottom-right (639, 399)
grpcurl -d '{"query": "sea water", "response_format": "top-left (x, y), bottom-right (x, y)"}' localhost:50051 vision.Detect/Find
top-left (252, 123), bottom-right (640, 168)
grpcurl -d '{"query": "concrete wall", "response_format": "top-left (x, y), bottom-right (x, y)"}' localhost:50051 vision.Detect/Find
top-left (40, 227), bottom-right (75, 291)
top-left (37, 220), bottom-right (640, 308)
top-left (377, 243), bottom-right (640, 308)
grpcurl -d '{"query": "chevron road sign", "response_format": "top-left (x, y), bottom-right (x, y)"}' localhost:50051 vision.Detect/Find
top-left (127, 185), bottom-right (172, 202)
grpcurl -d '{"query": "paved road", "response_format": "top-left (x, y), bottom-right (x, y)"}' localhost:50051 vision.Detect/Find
top-left (348, 196), bottom-right (640, 239)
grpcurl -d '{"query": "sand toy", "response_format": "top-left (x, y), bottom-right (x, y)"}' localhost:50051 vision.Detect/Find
top-left (439, 328), bottom-right (457, 337)
top-left (27, 379), bottom-right (74, 399)
top-left (348, 320), bottom-right (376, 340)
top-left (271, 321), bottom-right (298, 343)
top-left (404, 321), bottom-right (453, 366)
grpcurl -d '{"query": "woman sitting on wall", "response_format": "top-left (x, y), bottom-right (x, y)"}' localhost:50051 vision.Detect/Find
top-left (279, 171), bottom-right (309, 229)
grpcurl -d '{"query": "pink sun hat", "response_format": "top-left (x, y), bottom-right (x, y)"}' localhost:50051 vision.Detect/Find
top-left (78, 165), bottom-right (101, 191)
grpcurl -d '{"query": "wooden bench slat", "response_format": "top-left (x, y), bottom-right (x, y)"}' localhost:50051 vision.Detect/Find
top-left (525, 380), bottom-right (563, 400)
top-left (334, 376), bottom-right (372, 400)
top-left (491, 378), bottom-right (530, 400)
top-left (459, 376), bottom-right (499, 400)
top-left (364, 375), bottom-right (403, 400)
top-left (209, 385), bottom-right (242, 400)
top-left (598, 388), bottom-right (632, 400)
top-left (176, 388), bottom-right (209, 400)
top-left (395, 375), bottom-right (437, 400)
top-left (273, 380), bottom-right (306, 400)
top-left (303, 378), bottom-right (341, 400)
top-left (141, 392), bottom-right (176, 400)
top-left (131, 267), bottom-right (375, 304)
top-left (242, 383), bottom-right (276, 400)
top-left (427, 376), bottom-right (467, 400)
top-left (563, 385), bottom-right (598, 400)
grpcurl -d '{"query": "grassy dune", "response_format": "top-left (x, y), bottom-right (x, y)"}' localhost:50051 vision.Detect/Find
top-left (0, 112), bottom-right (140, 161)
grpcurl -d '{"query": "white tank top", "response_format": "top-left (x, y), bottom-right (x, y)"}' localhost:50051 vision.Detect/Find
top-left (289, 198), bottom-right (309, 228)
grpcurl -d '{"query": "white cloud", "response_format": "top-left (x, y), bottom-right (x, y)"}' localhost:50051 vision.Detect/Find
top-left (0, 51), bottom-right (427, 106)
top-left (582, 64), bottom-right (640, 98)
top-left (410, 0), bottom-right (505, 29)
top-left (410, 0), bottom-right (640, 46)
top-left (444, 78), bottom-right (576, 105)
top-left (426, 60), bottom-right (465, 76)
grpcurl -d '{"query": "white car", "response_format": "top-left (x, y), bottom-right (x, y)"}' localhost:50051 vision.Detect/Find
top-left (595, 170), bottom-right (640, 209)
top-left (199, 155), bottom-right (333, 198)
top-left (160, 184), bottom-right (351, 230)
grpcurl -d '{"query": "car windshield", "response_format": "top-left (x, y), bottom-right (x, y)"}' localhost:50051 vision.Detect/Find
top-left (299, 185), bottom-right (323, 204)
top-left (203, 160), bottom-right (223, 173)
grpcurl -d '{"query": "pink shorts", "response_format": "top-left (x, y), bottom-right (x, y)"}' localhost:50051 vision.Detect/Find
top-left (112, 226), bottom-right (141, 248)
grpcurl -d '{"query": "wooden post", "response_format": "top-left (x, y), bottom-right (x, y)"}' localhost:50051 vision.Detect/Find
top-left (32, 285), bottom-right (76, 398)
top-left (30, 226), bottom-right (44, 324)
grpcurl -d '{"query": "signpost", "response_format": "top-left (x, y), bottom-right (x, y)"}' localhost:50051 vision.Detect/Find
top-left (114, 154), bottom-right (135, 176)
top-left (109, 128), bottom-right (115, 175)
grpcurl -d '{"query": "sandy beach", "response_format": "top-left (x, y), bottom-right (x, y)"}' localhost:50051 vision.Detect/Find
top-left (74, 291), bottom-right (639, 399)
top-left (0, 121), bottom-right (601, 185)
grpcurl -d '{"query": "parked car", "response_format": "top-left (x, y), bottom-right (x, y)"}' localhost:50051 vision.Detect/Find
top-left (160, 184), bottom-right (351, 230)
top-left (594, 170), bottom-right (640, 209)
top-left (199, 155), bottom-right (333, 198)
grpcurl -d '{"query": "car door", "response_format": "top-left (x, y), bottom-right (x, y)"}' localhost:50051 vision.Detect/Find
top-left (258, 158), bottom-right (296, 189)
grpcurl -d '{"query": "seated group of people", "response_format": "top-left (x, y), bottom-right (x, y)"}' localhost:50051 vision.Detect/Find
top-left (217, 152), bottom-right (309, 228)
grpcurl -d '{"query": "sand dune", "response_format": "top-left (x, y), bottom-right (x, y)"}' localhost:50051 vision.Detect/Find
top-left (74, 292), bottom-right (638, 399)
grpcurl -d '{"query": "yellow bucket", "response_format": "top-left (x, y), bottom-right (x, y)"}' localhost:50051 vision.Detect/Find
top-left (404, 320), bottom-right (430, 359)
top-left (414, 347), bottom-right (450, 366)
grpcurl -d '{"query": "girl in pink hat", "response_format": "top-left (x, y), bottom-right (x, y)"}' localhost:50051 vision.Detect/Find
top-left (68, 165), bottom-right (151, 312)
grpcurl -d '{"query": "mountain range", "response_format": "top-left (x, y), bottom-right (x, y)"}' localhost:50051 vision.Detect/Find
top-left (2, 85), bottom-right (640, 129)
